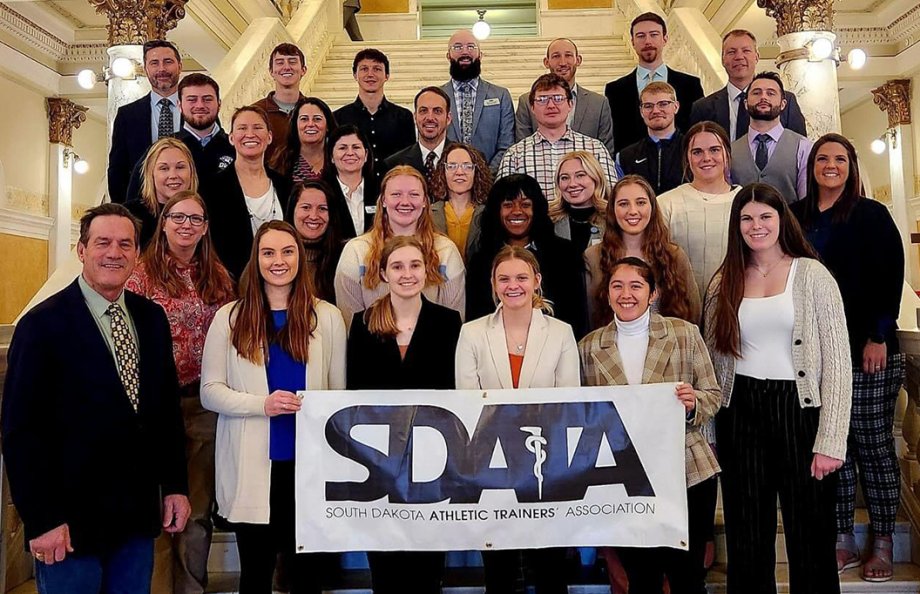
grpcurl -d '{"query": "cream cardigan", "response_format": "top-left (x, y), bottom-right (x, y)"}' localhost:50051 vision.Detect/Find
top-left (703, 257), bottom-right (852, 461)
top-left (200, 299), bottom-right (347, 524)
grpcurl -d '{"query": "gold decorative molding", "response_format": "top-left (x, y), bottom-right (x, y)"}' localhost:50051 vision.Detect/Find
top-left (46, 98), bottom-right (88, 147)
top-left (87, 0), bottom-right (188, 46)
top-left (872, 79), bottom-right (912, 129)
top-left (756, 0), bottom-right (834, 37)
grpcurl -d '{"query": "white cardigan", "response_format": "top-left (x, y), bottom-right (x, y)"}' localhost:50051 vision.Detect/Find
top-left (200, 299), bottom-right (347, 524)
top-left (455, 307), bottom-right (581, 390)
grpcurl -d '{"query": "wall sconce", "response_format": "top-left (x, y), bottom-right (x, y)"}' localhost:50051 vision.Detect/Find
top-left (871, 129), bottom-right (898, 155)
top-left (776, 37), bottom-right (851, 67)
top-left (847, 48), bottom-right (867, 70)
top-left (472, 10), bottom-right (491, 41)
top-left (76, 69), bottom-right (101, 90)
top-left (76, 57), bottom-right (141, 90)
top-left (63, 148), bottom-right (89, 174)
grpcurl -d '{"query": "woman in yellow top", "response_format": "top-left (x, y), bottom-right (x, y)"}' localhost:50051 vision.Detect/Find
top-left (429, 142), bottom-right (492, 260)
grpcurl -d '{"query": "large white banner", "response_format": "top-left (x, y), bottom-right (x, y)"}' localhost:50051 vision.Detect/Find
top-left (294, 384), bottom-right (688, 552)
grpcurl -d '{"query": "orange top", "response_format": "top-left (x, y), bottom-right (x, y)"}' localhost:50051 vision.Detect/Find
top-left (509, 354), bottom-right (525, 389)
top-left (398, 344), bottom-right (409, 360)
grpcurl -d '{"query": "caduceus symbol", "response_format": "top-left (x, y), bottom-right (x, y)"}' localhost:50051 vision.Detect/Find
top-left (521, 426), bottom-right (547, 500)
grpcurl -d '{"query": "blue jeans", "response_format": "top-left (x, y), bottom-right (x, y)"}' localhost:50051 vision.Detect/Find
top-left (36, 536), bottom-right (154, 594)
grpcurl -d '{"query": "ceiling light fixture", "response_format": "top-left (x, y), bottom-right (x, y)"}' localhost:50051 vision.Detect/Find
top-left (472, 10), bottom-right (491, 41)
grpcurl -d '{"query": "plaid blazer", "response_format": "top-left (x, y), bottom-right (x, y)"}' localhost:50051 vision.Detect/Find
top-left (578, 313), bottom-right (721, 487)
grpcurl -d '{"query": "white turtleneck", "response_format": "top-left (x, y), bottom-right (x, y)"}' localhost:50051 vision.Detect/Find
top-left (615, 308), bottom-right (650, 385)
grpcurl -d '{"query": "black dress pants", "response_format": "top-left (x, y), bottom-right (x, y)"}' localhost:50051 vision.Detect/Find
top-left (716, 375), bottom-right (839, 594)
top-left (617, 476), bottom-right (718, 594)
top-left (481, 548), bottom-right (569, 594)
top-left (231, 461), bottom-right (339, 594)
top-left (367, 551), bottom-right (445, 593)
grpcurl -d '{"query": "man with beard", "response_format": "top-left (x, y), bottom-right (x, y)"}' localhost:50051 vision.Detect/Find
top-left (124, 74), bottom-right (234, 203)
top-left (730, 72), bottom-right (811, 204)
top-left (690, 29), bottom-right (806, 141)
top-left (440, 29), bottom-right (514, 172)
top-left (384, 86), bottom-right (452, 182)
top-left (515, 38), bottom-right (615, 156)
top-left (604, 13), bottom-right (703, 155)
top-left (616, 81), bottom-right (684, 195)
top-left (254, 43), bottom-right (308, 166)
top-left (108, 40), bottom-right (183, 204)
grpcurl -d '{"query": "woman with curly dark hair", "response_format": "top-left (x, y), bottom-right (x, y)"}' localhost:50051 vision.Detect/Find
top-left (584, 175), bottom-right (699, 330)
top-left (428, 142), bottom-right (492, 260)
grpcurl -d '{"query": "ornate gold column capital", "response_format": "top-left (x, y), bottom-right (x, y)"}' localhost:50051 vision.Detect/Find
top-left (46, 98), bottom-right (88, 146)
top-left (872, 79), bottom-right (912, 129)
top-left (756, 0), bottom-right (834, 37)
top-left (88, 0), bottom-right (188, 46)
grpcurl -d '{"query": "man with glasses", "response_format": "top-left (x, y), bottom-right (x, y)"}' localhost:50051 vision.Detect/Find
top-left (440, 29), bottom-right (514, 172)
top-left (616, 81), bottom-right (685, 195)
top-left (499, 74), bottom-right (616, 198)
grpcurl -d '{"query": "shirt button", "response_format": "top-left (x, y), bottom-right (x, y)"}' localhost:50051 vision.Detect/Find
top-left (794, 339), bottom-right (802, 345)
top-left (803, 397), bottom-right (812, 404)
top-left (798, 370), bottom-right (805, 378)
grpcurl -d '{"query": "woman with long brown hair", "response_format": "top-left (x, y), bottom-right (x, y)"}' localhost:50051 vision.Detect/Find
top-left (126, 190), bottom-right (234, 594)
top-left (346, 235), bottom-right (462, 594)
top-left (584, 174), bottom-right (699, 330)
top-left (428, 142), bottom-right (491, 260)
top-left (128, 137), bottom-right (198, 248)
top-left (704, 183), bottom-right (851, 594)
top-left (549, 151), bottom-right (608, 253)
top-left (334, 165), bottom-right (465, 330)
top-left (201, 220), bottom-right (346, 594)
top-left (272, 97), bottom-right (339, 183)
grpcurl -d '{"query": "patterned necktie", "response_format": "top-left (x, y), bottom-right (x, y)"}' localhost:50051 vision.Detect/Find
top-left (459, 82), bottom-right (474, 144)
top-left (424, 151), bottom-right (437, 186)
top-left (755, 133), bottom-right (771, 171)
top-left (735, 92), bottom-right (750, 141)
top-left (108, 303), bottom-right (140, 412)
top-left (157, 97), bottom-right (174, 139)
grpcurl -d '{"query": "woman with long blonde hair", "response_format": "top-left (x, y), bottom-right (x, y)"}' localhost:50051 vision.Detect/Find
top-left (129, 137), bottom-right (198, 248)
top-left (202, 220), bottom-right (346, 594)
top-left (549, 151), bottom-right (608, 252)
top-left (584, 175), bottom-right (699, 329)
top-left (334, 165), bottom-right (465, 329)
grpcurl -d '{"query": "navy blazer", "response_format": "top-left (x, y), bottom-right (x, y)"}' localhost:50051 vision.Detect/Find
top-left (689, 86), bottom-right (808, 140)
top-left (441, 79), bottom-right (515, 171)
top-left (605, 67), bottom-right (704, 155)
top-left (1, 280), bottom-right (187, 553)
top-left (109, 94), bottom-right (167, 204)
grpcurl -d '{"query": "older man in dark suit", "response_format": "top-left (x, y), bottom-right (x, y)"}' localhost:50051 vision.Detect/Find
top-left (2, 203), bottom-right (190, 593)
top-left (107, 40), bottom-right (183, 204)
top-left (605, 12), bottom-right (704, 155)
top-left (689, 29), bottom-right (807, 141)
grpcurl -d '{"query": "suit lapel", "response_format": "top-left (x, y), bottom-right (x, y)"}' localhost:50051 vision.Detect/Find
top-left (572, 86), bottom-right (589, 131)
top-left (472, 80), bottom-right (488, 134)
top-left (443, 83), bottom-right (462, 140)
top-left (306, 301), bottom-right (324, 391)
top-left (518, 309), bottom-right (548, 388)
top-left (714, 88), bottom-right (730, 133)
top-left (642, 314), bottom-right (676, 384)
top-left (486, 311), bottom-right (514, 389)
top-left (589, 324), bottom-right (629, 386)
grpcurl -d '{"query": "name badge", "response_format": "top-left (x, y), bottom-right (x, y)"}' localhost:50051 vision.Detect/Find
top-left (483, 98), bottom-right (501, 107)
top-left (365, 205), bottom-right (377, 214)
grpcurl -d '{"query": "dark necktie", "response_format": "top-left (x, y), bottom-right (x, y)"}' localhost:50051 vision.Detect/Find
top-left (108, 303), bottom-right (140, 412)
top-left (735, 91), bottom-right (750, 140)
top-left (755, 133), bottom-right (771, 171)
top-left (459, 82), bottom-right (474, 144)
top-left (424, 151), bottom-right (437, 185)
top-left (158, 97), bottom-right (174, 139)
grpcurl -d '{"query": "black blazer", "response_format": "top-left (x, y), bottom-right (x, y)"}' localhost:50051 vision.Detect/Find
top-left (323, 171), bottom-right (379, 239)
top-left (108, 94), bottom-right (169, 204)
top-left (346, 297), bottom-right (462, 390)
top-left (1, 280), bottom-right (187, 553)
top-left (201, 165), bottom-right (292, 281)
top-left (383, 143), bottom-right (426, 176)
top-left (689, 86), bottom-right (807, 140)
top-left (605, 67), bottom-right (704, 155)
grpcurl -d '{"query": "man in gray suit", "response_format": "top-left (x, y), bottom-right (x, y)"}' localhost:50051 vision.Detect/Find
top-left (690, 29), bottom-right (807, 141)
top-left (441, 29), bottom-right (515, 172)
top-left (515, 38), bottom-right (615, 156)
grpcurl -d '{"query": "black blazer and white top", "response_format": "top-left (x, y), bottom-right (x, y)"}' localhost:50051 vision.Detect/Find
top-left (347, 297), bottom-right (462, 390)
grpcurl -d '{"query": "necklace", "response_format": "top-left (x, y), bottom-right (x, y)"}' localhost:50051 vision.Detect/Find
top-left (751, 255), bottom-right (787, 278)
top-left (515, 342), bottom-right (525, 352)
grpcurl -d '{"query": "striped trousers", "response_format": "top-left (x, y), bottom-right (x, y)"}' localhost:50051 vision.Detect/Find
top-left (716, 376), bottom-right (839, 594)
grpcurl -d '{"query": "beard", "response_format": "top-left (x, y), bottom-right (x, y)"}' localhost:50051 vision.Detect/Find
top-left (748, 103), bottom-right (782, 121)
top-left (450, 58), bottom-right (482, 82)
top-left (184, 112), bottom-right (219, 132)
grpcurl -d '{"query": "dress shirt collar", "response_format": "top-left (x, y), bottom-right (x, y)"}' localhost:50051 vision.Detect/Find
top-left (727, 82), bottom-right (746, 103)
top-left (637, 64), bottom-right (668, 84)
top-left (151, 91), bottom-right (179, 110)
top-left (183, 122), bottom-right (221, 146)
top-left (78, 273), bottom-right (128, 317)
top-left (452, 77), bottom-right (480, 94)
top-left (354, 95), bottom-right (392, 113)
top-left (420, 138), bottom-right (446, 161)
top-left (337, 176), bottom-right (365, 197)
top-left (534, 126), bottom-right (575, 144)
top-left (748, 123), bottom-right (785, 148)
top-left (648, 129), bottom-right (677, 144)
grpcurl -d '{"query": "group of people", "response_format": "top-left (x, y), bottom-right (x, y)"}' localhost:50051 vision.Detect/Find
top-left (0, 11), bottom-right (907, 594)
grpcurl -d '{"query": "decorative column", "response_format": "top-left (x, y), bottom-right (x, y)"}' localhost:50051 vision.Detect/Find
top-left (86, 0), bottom-right (188, 142)
top-left (758, 0), bottom-right (839, 138)
top-left (46, 98), bottom-right (87, 274)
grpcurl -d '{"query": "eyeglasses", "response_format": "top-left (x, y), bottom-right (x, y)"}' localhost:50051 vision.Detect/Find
top-left (640, 100), bottom-right (675, 111)
top-left (444, 162), bottom-right (476, 172)
top-left (450, 43), bottom-right (479, 52)
top-left (534, 94), bottom-right (568, 106)
top-left (165, 213), bottom-right (207, 226)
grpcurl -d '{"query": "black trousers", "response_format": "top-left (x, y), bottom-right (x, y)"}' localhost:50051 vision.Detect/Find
top-left (617, 476), bottom-right (718, 594)
top-left (717, 375), bottom-right (839, 594)
top-left (481, 548), bottom-right (569, 594)
top-left (367, 551), bottom-right (444, 593)
top-left (231, 462), bottom-right (339, 594)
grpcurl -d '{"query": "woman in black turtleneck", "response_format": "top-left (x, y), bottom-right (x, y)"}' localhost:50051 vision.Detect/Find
top-left (549, 151), bottom-right (609, 253)
top-left (284, 179), bottom-right (349, 303)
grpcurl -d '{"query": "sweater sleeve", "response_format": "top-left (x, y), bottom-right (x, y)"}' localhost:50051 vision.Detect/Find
top-left (200, 304), bottom-right (269, 417)
top-left (674, 245), bottom-right (702, 324)
top-left (334, 238), bottom-right (368, 332)
top-left (455, 322), bottom-right (482, 390)
top-left (866, 203), bottom-right (904, 341)
top-left (322, 302), bottom-right (347, 390)
top-left (436, 238), bottom-right (467, 319)
top-left (809, 262), bottom-right (853, 460)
